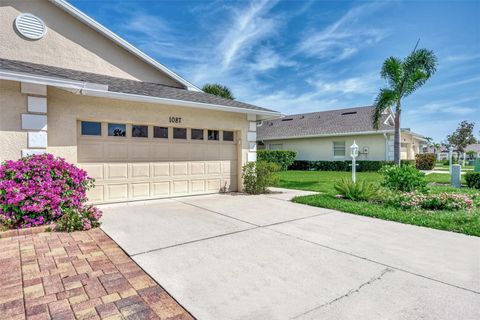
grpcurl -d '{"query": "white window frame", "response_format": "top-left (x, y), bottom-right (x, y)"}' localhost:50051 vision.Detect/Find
top-left (333, 141), bottom-right (346, 158)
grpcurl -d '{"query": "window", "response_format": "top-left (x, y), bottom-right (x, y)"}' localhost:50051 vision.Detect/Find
top-left (81, 121), bottom-right (101, 136)
top-left (132, 125), bottom-right (148, 138)
top-left (191, 129), bottom-right (204, 140)
top-left (108, 123), bottom-right (126, 137)
top-left (173, 128), bottom-right (187, 139)
top-left (333, 141), bottom-right (346, 157)
top-left (208, 130), bottom-right (219, 141)
top-left (223, 131), bottom-right (234, 141)
top-left (268, 144), bottom-right (283, 150)
top-left (154, 126), bottom-right (168, 139)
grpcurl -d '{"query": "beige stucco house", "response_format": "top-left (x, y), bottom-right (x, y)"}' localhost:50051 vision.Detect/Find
top-left (257, 106), bottom-right (426, 162)
top-left (0, 0), bottom-right (280, 203)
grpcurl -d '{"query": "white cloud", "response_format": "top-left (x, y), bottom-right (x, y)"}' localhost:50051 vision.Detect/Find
top-left (248, 47), bottom-right (296, 71)
top-left (306, 74), bottom-right (379, 95)
top-left (406, 97), bottom-right (479, 116)
top-left (296, 2), bottom-right (388, 60)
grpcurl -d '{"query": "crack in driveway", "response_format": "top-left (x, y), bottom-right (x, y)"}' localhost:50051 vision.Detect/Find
top-left (291, 268), bottom-right (394, 319)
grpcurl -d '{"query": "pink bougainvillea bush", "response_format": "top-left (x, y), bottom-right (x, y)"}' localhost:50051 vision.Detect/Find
top-left (0, 154), bottom-right (102, 230)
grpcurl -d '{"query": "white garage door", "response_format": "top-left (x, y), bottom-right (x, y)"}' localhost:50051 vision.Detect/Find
top-left (77, 122), bottom-right (238, 204)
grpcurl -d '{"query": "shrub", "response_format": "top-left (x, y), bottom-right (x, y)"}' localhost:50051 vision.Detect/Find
top-left (0, 154), bottom-right (100, 230)
top-left (257, 150), bottom-right (296, 171)
top-left (242, 161), bottom-right (279, 194)
top-left (415, 153), bottom-right (436, 170)
top-left (289, 160), bottom-right (392, 172)
top-left (386, 192), bottom-right (475, 211)
top-left (380, 165), bottom-right (428, 192)
top-left (466, 172), bottom-right (480, 189)
top-left (55, 205), bottom-right (102, 232)
top-left (334, 178), bottom-right (377, 201)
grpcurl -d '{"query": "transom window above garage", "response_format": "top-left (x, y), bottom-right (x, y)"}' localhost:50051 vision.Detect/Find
top-left (208, 130), bottom-right (219, 141)
top-left (81, 121), bottom-right (101, 136)
top-left (223, 131), bottom-right (234, 141)
top-left (132, 125), bottom-right (148, 138)
top-left (173, 128), bottom-right (187, 139)
top-left (191, 129), bottom-right (204, 140)
top-left (108, 123), bottom-right (126, 137)
top-left (154, 126), bottom-right (168, 139)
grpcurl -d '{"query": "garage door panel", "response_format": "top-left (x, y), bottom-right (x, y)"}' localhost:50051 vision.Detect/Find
top-left (207, 179), bottom-right (222, 192)
top-left (87, 184), bottom-right (105, 202)
top-left (152, 181), bottom-right (170, 196)
top-left (152, 163), bottom-right (170, 177)
top-left (173, 180), bottom-right (189, 194)
top-left (190, 180), bottom-right (206, 193)
top-left (172, 162), bottom-right (189, 176)
top-left (106, 184), bottom-right (128, 200)
top-left (190, 162), bottom-right (206, 175)
top-left (79, 163), bottom-right (104, 180)
top-left (190, 145), bottom-right (206, 161)
top-left (131, 183), bottom-right (150, 199)
top-left (129, 163), bottom-right (150, 179)
top-left (207, 162), bottom-right (222, 175)
top-left (221, 145), bottom-right (237, 160)
top-left (106, 163), bottom-right (128, 180)
top-left (170, 144), bottom-right (190, 160)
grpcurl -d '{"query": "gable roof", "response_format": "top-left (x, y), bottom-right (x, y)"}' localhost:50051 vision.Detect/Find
top-left (48, 0), bottom-right (200, 91)
top-left (257, 106), bottom-right (395, 140)
top-left (0, 58), bottom-right (279, 117)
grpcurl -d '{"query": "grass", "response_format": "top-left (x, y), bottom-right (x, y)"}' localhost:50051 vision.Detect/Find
top-left (426, 173), bottom-right (466, 184)
top-left (275, 170), bottom-right (480, 236)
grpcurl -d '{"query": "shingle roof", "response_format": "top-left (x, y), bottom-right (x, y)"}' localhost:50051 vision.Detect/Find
top-left (466, 144), bottom-right (480, 153)
top-left (257, 106), bottom-right (394, 140)
top-left (0, 58), bottom-right (277, 114)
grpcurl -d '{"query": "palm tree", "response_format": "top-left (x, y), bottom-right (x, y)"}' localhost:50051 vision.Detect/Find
top-left (372, 48), bottom-right (437, 165)
top-left (202, 83), bottom-right (235, 100)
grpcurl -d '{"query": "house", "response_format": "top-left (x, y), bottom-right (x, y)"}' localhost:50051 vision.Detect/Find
top-left (466, 144), bottom-right (480, 160)
top-left (257, 106), bottom-right (426, 161)
top-left (0, 0), bottom-right (280, 204)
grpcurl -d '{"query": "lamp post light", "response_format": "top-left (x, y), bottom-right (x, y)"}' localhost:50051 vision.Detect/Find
top-left (449, 146), bottom-right (454, 174)
top-left (350, 140), bottom-right (359, 183)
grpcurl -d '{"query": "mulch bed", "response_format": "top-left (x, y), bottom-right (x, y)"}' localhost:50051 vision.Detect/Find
top-left (0, 228), bottom-right (194, 320)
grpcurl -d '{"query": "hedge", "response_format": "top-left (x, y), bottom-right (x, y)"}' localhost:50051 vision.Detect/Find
top-left (257, 150), bottom-right (296, 171)
top-left (289, 160), bottom-right (416, 172)
top-left (415, 153), bottom-right (436, 170)
top-left (465, 172), bottom-right (480, 189)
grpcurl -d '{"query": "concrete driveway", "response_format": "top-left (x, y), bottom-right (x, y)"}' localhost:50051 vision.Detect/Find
top-left (100, 189), bottom-right (480, 320)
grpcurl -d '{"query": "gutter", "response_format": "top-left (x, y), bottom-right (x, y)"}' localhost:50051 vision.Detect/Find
top-left (0, 69), bottom-right (280, 119)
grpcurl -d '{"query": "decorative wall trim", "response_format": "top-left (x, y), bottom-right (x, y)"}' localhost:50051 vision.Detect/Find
top-left (21, 114), bottom-right (47, 130)
top-left (21, 82), bottom-right (48, 158)
top-left (21, 83), bottom-right (47, 96)
top-left (28, 132), bottom-right (48, 148)
top-left (27, 96), bottom-right (47, 113)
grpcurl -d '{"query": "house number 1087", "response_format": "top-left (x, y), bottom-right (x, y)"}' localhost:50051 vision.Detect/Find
top-left (169, 116), bottom-right (182, 124)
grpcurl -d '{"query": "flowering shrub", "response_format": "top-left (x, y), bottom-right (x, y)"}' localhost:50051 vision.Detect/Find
top-left (387, 192), bottom-right (476, 211)
top-left (380, 165), bottom-right (428, 192)
top-left (0, 154), bottom-right (101, 230)
top-left (55, 205), bottom-right (102, 232)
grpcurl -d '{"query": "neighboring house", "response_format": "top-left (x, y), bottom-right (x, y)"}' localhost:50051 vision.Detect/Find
top-left (257, 106), bottom-right (426, 161)
top-left (466, 144), bottom-right (480, 159)
top-left (0, 0), bottom-right (280, 203)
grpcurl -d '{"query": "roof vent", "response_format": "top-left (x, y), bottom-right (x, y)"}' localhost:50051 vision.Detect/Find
top-left (15, 13), bottom-right (47, 40)
top-left (281, 118), bottom-right (293, 121)
top-left (341, 111), bottom-right (357, 115)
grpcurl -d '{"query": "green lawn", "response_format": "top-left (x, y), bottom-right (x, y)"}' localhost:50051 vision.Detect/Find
top-left (275, 170), bottom-right (480, 236)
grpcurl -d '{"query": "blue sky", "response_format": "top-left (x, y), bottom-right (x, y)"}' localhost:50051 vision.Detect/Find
top-left (71, 0), bottom-right (479, 142)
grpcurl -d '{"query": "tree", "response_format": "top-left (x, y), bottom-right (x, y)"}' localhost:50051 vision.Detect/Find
top-left (372, 47), bottom-right (437, 165)
top-left (202, 83), bottom-right (235, 100)
top-left (447, 121), bottom-right (477, 153)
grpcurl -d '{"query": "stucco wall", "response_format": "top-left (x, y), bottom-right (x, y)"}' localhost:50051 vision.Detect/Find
top-left (264, 134), bottom-right (389, 161)
top-left (0, 80), bottom-right (27, 162)
top-left (0, 0), bottom-right (183, 87)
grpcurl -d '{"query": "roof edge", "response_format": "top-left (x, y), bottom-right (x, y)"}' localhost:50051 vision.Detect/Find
top-left (0, 69), bottom-right (280, 118)
top-left (48, 0), bottom-right (201, 92)
top-left (258, 130), bottom-right (395, 141)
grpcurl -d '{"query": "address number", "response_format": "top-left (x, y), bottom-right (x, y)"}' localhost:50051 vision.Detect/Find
top-left (169, 116), bottom-right (182, 124)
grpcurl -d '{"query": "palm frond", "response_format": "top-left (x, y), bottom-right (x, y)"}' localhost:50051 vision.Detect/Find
top-left (380, 57), bottom-right (403, 89)
top-left (372, 88), bottom-right (397, 129)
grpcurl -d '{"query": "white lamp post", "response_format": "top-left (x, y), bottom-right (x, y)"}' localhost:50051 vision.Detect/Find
top-left (449, 146), bottom-right (454, 174)
top-left (350, 140), bottom-right (359, 183)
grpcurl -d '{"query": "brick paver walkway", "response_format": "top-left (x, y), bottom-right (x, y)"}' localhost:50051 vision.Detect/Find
top-left (0, 228), bottom-right (194, 320)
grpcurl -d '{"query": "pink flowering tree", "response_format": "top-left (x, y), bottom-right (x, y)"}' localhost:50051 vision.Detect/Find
top-left (0, 154), bottom-right (101, 230)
